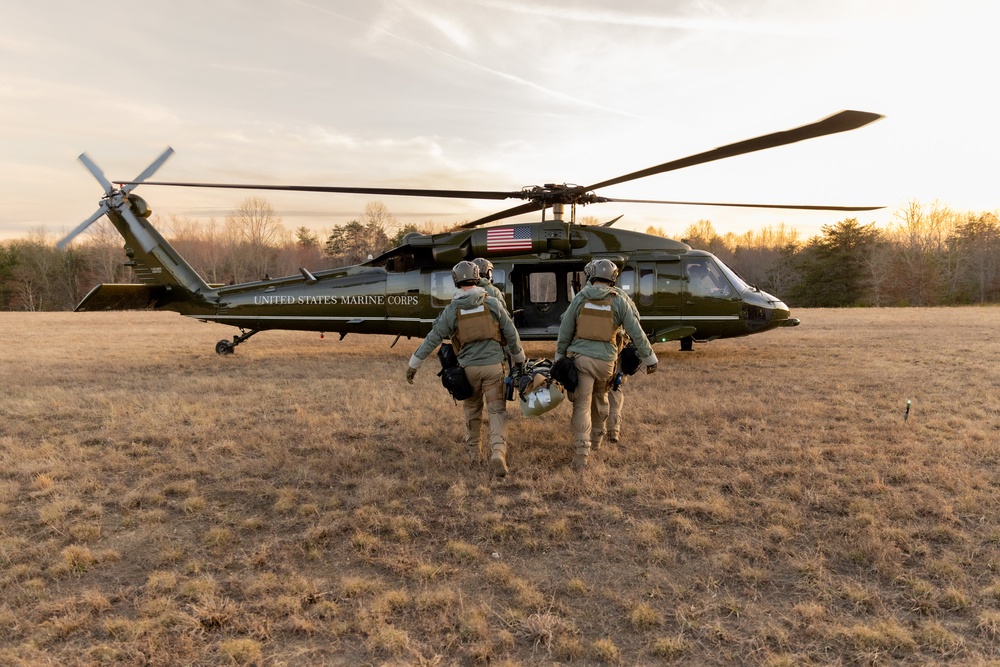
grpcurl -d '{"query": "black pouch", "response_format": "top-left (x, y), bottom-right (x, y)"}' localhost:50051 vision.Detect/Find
top-left (550, 356), bottom-right (579, 392)
top-left (437, 342), bottom-right (474, 400)
top-left (439, 365), bottom-right (475, 401)
top-left (438, 342), bottom-right (459, 370)
top-left (618, 343), bottom-right (642, 376)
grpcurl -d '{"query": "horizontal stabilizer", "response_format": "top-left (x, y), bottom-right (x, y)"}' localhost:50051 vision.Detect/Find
top-left (75, 283), bottom-right (161, 312)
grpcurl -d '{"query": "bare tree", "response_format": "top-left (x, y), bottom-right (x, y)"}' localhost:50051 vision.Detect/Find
top-left (887, 200), bottom-right (958, 305)
top-left (952, 212), bottom-right (1000, 303)
top-left (83, 219), bottom-right (131, 284)
top-left (861, 237), bottom-right (895, 307)
top-left (361, 201), bottom-right (395, 259)
top-left (225, 197), bottom-right (287, 281)
top-left (681, 219), bottom-right (735, 263)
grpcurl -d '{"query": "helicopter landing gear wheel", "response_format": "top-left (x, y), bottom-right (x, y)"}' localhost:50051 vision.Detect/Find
top-left (679, 335), bottom-right (694, 352)
top-left (215, 328), bottom-right (260, 356)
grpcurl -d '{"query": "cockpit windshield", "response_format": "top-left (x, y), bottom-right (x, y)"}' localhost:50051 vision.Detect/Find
top-left (712, 257), bottom-right (753, 294)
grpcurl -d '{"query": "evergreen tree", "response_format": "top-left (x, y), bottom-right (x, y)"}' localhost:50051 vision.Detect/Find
top-left (788, 218), bottom-right (882, 307)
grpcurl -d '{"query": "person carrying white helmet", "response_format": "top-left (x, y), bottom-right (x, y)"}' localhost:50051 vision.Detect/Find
top-left (556, 259), bottom-right (657, 469)
top-left (582, 260), bottom-right (641, 446)
top-left (406, 260), bottom-right (526, 477)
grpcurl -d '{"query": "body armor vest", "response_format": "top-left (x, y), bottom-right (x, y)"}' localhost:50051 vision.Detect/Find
top-left (575, 296), bottom-right (616, 342)
top-left (453, 303), bottom-right (501, 351)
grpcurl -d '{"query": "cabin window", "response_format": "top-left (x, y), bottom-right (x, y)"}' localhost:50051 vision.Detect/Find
top-left (431, 271), bottom-right (456, 307)
top-left (638, 264), bottom-right (655, 306)
top-left (529, 272), bottom-right (557, 304)
top-left (492, 268), bottom-right (506, 289)
top-left (657, 263), bottom-right (683, 295)
top-left (618, 267), bottom-right (635, 297)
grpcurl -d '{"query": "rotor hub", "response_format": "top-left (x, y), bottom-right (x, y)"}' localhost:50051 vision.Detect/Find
top-left (520, 183), bottom-right (601, 207)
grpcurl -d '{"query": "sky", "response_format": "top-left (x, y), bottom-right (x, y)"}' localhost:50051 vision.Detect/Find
top-left (0, 0), bottom-right (996, 244)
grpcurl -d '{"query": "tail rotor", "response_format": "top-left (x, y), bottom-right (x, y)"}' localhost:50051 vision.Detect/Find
top-left (58, 147), bottom-right (174, 251)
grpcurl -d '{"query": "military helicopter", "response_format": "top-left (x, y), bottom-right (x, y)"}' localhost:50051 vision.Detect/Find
top-left (59, 110), bottom-right (883, 355)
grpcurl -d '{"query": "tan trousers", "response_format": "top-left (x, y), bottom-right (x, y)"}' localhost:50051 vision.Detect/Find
top-left (570, 355), bottom-right (615, 456)
top-left (608, 381), bottom-right (624, 438)
top-left (462, 363), bottom-right (507, 455)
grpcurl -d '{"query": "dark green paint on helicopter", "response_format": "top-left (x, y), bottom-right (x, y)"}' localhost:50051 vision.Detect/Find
top-left (75, 200), bottom-right (796, 355)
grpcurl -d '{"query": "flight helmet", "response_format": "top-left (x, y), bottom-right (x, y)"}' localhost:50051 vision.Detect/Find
top-left (520, 383), bottom-right (566, 418)
top-left (588, 259), bottom-right (618, 284)
top-left (471, 257), bottom-right (494, 282)
top-left (452, 260), bottom-right (481, 286)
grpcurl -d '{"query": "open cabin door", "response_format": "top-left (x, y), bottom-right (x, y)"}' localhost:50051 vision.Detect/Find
top-left (509, 263), bottom-right (587, 340)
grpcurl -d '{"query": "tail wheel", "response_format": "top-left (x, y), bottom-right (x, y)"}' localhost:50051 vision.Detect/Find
top-left (216, 340), bottom-right (235, 355)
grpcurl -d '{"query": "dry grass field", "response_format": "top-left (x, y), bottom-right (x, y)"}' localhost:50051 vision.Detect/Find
top-left (2, 307), bottom-right (1000, 666)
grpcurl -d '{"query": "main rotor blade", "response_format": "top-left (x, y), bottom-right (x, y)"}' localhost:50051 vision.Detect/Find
top-left (602, 197), bottom-right (884, 211)
top-left (122, 147), bottom-right (174, 194)
top-left (78, 153), bottom-right (115, 195)
top-left (123, 181), bottom-right (519, 201)
top-left (57, 205), bottom-right (108, 250)
top-left (459, 201), bottom-right (546, 229)
top-left (585, 110), bottom-right (884, 192)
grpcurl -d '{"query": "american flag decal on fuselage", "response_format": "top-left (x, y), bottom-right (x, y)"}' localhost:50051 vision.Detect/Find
top-left (486, 226), bottom-right (532, 252)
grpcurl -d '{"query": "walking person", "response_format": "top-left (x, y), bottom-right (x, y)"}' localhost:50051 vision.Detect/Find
top-left (555, 259), bottom-right (657, 469)
top-left (471, 257), bottom-right (508, 314)
top-left (582, 260), bottom-right (641, 446)
top-left (406, 261), bottom-right (525, 477)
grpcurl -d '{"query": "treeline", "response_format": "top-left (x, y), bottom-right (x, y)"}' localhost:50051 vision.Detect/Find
top-left (0, 198), bottom-right (442, 311)
top-left (668, 200), bottom-right (1000, 307)
top-left (1, 198), bottom-right (997, 311)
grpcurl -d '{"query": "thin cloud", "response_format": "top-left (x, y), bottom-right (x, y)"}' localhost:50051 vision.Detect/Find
top-left (471, 0), bottom-right (848, 38)
top-left (294, 0), bottom-right (644, 120)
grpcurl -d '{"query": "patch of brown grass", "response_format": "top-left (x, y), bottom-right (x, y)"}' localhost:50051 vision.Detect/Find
top-left (3, 308), bottom-right (1000, 663)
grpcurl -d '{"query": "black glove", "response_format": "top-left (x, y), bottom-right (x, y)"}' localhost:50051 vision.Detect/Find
top-left (645, 363), bottom-right (657, 375)
top-left (406, 366), bottom-right (417, 384)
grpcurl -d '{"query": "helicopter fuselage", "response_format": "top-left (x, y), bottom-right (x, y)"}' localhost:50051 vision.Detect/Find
top-left (90, 219), bottom-right (797, 350)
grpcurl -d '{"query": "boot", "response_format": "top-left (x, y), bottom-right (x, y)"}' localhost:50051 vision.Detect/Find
top-left (490, 449), bottom-right (508, 477)
top-left (572, 444), bottom-right (590, 470)
top-left (608, 432), bottom-right (619, 445)
top-left (467, 443), bottom-right (482, 463)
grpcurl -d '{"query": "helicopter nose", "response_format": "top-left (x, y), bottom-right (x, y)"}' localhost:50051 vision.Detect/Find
top-left (743, 292), bottom-right (797, 330)
top-left (770, 300), bottom-right (800, 327)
